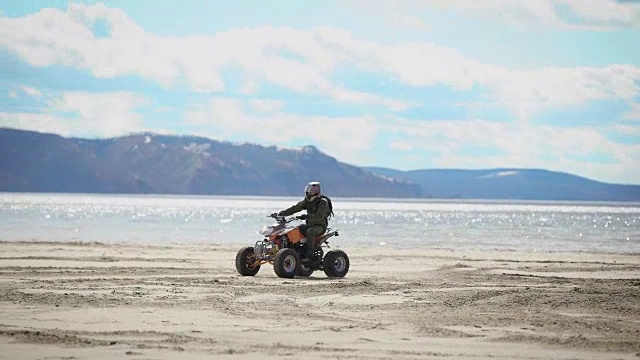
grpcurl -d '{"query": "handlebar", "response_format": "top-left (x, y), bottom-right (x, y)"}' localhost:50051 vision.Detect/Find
top-left (268, 214), bottom-right (306, 223)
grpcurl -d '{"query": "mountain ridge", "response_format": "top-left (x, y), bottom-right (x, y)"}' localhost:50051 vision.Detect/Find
top-left (0, 128), bottom-right (421, 198)
top-left (1, 127), bottom-right (639, 201)
top-left (364, 167), bottom-right (640, 202)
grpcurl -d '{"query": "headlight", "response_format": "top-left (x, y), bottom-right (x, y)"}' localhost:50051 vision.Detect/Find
top-left (254, 241), bottom-right (265, 255)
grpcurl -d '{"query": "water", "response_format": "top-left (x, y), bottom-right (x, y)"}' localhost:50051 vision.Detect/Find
top-left (1, 193), bottom-right (639, 253)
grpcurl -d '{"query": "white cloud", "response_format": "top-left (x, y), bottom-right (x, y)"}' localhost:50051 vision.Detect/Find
top-left (250, 99), bottom-right (285, 113)
top-left (555, 0), bottom-right (640, 28)
top-left (428, 0), bottom-right (640, 29)
top-left (185, 97), bottom-right (378, 157)
top-left (0, 91), bottom-right (148, 137)
top-left (351, 0), bottom-right (640, 33)
top-left (240, 78), bottom-right (261, 95)
top-left (313, 28), bottom-right (640, 113)
top-left (393, 15), bottom-right (431, 32)
top-left (388, 141), bottom-right (414, 151)
top-left (495, 65), bottom-right (640, 119)
top-left (20, 86), bottom-right (42, 97)
top-left (153, 106), bottom-right (173, 113)
top-left (612, 123), bottom-right (640, 136)
top-left (624, 102), bottom-right (640, 120)
top-left (0, 6), bottom-right (414, 111)
top-left (330, 87), bottom-right (416, 111)
top-left (2, 3), bottom-right (638, 117)
top-left (381, 116), bottom-right (640, 184)
top-left (0, 112), bottom-right (74, 136)
top-left (429, 0), bottom-right (562, 28)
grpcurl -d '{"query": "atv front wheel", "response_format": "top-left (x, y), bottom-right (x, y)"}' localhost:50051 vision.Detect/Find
top-left (273, 248), bottom-right (299, 278)
top-left (235, 246), bottom-right (260, 276)
top-left (323, 250), bottom-right (349, 278)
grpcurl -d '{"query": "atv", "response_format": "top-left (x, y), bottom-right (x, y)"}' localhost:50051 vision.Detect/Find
top-left (235, 214), bottom-right (349, 278)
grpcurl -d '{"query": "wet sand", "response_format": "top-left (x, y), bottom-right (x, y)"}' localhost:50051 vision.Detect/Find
top-left (1, 241), bottom-right (639, 360)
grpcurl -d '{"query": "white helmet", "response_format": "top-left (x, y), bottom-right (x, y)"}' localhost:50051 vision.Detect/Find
top-left (304, 182), bottom-right (321, 200)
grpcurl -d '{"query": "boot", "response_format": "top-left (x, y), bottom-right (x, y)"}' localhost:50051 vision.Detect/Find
top-left (303, 243), bottom-right (314, 263)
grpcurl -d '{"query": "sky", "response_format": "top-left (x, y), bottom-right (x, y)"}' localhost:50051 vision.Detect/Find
top-left (1, 1), bottom-right (639, 185)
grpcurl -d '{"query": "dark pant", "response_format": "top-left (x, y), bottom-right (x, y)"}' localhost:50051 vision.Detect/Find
top-left (299, 224), bottom-right (325, 259)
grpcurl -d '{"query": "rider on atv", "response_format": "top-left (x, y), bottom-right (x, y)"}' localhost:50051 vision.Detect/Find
top-left (273, 182), bottom-right (332, 263)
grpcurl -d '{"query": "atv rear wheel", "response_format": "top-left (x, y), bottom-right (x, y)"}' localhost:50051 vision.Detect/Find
top-left (235, 246), bottom-right (260, 276)
top-left (323, 250), bottom-right (349, 278)
top-left (273, 248), bottom-right (299, 278)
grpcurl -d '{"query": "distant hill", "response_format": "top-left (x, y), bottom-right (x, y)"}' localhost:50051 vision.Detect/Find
top-left (364, 167), bottom-right (640, 202)
top-left (0, 128), bottom-right (420, 198)
top-left (1, 128), bottom-right (639, 201)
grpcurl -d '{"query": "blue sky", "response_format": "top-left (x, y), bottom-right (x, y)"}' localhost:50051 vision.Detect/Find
top-left (1, 0), bottom-right (639, 185)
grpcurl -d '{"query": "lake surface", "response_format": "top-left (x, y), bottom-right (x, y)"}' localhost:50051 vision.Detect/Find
top-left (1, 193), bottom-right (639, 253)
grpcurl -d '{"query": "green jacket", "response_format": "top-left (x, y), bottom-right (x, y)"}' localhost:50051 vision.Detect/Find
top-left (280, 196), bottom-right (330, 229)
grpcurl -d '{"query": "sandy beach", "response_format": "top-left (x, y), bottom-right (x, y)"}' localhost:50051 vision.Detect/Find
top-left (1, 241), bottom-right (639, 360)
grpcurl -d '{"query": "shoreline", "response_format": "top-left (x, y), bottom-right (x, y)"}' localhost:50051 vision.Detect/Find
top-left (3, 239), bottom-right (640, 256)
top-left (1, 241), bottom-right (639, 359)
top-left (3, 191), bottom-right (640, 204)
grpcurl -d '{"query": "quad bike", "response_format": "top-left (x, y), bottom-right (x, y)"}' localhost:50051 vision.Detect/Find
top-left (235, 214), bottom-right (349, 278)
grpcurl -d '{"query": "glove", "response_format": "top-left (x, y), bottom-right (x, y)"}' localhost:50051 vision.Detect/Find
top-left (299, 214), bottom-right (308, 220)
